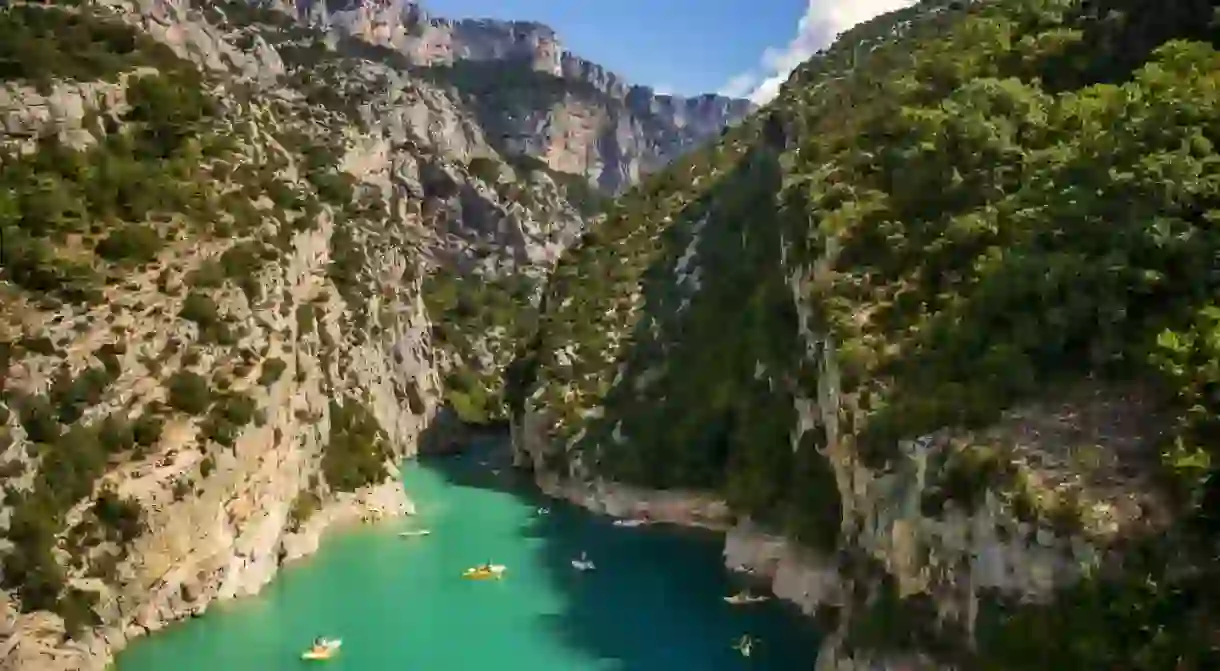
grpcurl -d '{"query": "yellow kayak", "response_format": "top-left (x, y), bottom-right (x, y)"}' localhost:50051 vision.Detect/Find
top-left (301, 639), bottom-right (342, 660)
top-left (463, 565), bottom-right (506, 580)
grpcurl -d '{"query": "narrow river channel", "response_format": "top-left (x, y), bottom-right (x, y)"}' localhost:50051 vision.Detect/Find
top-left (115, 442), bottom-right (820, 670)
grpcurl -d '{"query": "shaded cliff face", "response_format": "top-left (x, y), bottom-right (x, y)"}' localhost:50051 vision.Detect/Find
top-left (0, 1), bottom-right (590, 668)
top-left (268, 0), bottom-right (754, 192)
top-left (510, 0), bottom-right (1220, 668)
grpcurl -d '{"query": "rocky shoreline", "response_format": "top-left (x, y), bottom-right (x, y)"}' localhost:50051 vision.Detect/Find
top-left (0, 478), bottom-right (413, 671)
top-left (531, 469), bottom-right (836, 614)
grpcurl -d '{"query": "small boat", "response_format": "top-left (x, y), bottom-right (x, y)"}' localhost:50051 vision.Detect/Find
top-left (571, 552), bottom-right (596, 572)
top-left (536, 507), bottom-right (550, 515)
top-left (724, 592), bottom-right (771, 605)
top-left (612, 518), bottom-right (647, 528)
top-left (398, 529), bottom-right (431, 537)
top-left (732, 635), bottom-right (756, 658)
top-left (463, 564), bottom-right (507, 580)
top-left (301, 638), bottom-right (342, 661)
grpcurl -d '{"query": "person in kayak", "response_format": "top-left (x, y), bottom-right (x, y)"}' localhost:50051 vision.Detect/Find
top-left (733, 634), bottom-right (756, 657)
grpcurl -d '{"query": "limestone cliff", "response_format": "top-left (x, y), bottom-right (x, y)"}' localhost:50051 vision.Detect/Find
top-left (509, 0), bottom-right (1220, 668)
top-left (265, 0), bottom-right (754, 192)
top-left (0, 1), bottom-right (590, 668)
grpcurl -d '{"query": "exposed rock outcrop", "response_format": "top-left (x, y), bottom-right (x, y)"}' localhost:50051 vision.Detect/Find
top-left (264, 0), bottom-right (753, 192)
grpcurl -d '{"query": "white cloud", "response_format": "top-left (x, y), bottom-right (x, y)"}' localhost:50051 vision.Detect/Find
top-left (718, 73), bottom-right (757, 99)
top-left (722, 0), bottom-right (919, 106)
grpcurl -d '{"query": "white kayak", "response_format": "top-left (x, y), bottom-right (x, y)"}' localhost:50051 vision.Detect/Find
top-left (724, 593), bottom-right (771, 605)
top-left (732, 636), bottom-right (756, 657)
top-left (398, 529), bottom-right (431, 537)
top-left (571, 559), bottom-right (596, 571)
top-left (612, 518), bottom-right (647, 528)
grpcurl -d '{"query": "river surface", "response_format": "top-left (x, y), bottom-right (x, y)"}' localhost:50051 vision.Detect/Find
top-left (115, 445), bottom-right (819, 670)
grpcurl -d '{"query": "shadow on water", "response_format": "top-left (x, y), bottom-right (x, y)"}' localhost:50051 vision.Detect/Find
top-left (417, 433), bottom-right (821, 671)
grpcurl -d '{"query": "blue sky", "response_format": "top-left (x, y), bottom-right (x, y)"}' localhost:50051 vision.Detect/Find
top-left (425, 0), bottom-right (806, 99)
top-left (423, 1), bottom-right (920, 104)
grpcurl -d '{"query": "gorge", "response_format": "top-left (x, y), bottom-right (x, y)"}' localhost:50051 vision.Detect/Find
top-left (3, 0), bottom-right (1220, 670)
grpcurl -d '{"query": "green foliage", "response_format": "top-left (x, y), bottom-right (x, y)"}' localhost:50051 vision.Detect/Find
top-left (201, 390), bottom-right (256, 447)
top-left (95, 342), bottom-right (125, 376)
top-left (503, 153), bottom-right (609, 216)
top-left (0, 5), bottom-right (180, 86)
top-left (920, 443), bottom-right (1018, 516)
top-left (97, 414), bottom-right (135, 455)
top-left (1, 423), bottom-right (110, 627)
top-left (179, 291), bottom-right (219, 326)
top-left (165, 370), bottom-right (211, 415)
top-left (16, 394), bottom-right (60, 443)
top-left (258, 357), bottom-right (287, 387)
top-left (322, 397), bottom-right (390, 492)
top-left (303, 142), bottom-right (355, 205)
top-left (466, 156), bottom-right (502, 184)
top-left (327, 219), bottom-right (371, 315)
top-left (43, 427), bottom-right (111, 509)
top-left (94, 224), bottom-right (163, 264)
top-left (0, 64), bottom-right (216, 304)
top-left (973, 534), bottom-right (1217, 670)
top-left (91, 486), bottom-right (144, 545)
top-left (443, 368), bottom-right (494, 425)
top-left (844, 572), bottom-right (957, 660)
top-left (288, 488), bottom-right (321, 531)
top-left (125, 72), bottom-right (216, 157)
top-left (132, 412), bottom-right (164, 449)
top-left (48, 365), bottom-right (116, 424)
top-left (179, 291), bottom-right (233, 343)
top-left (516, 0), bottom-right (1220, 664)
top-left (423, 268), bottom-right (540, 424)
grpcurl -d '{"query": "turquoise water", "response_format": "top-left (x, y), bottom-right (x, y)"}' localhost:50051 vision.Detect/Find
top-left (115, 445), bottom-right (819, 670)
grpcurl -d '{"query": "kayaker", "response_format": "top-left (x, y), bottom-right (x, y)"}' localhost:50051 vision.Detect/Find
top-left (734, 634), bottom-right (756, 657)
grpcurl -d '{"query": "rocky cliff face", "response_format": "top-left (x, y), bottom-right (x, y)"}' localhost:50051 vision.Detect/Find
top-left (0, 1), bottom-right (593, 668)
top-left (265, 0), bottom-right (754, 192)
top-left (509, 0), bottom-right (1220, 668)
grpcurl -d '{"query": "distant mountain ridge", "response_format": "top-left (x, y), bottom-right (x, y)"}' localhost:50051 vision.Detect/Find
top-left (263, 0), bottom-right (755, 191)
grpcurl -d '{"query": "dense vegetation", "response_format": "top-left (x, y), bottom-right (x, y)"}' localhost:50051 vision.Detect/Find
top-left (513, 0), bottom-right (1220, 667)
top-left (0, 4), bottom-right (182, 88)
top-left (322, 397), bottom-right (391, 492)
top-left (423, 268), bottom-right (540, 424)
